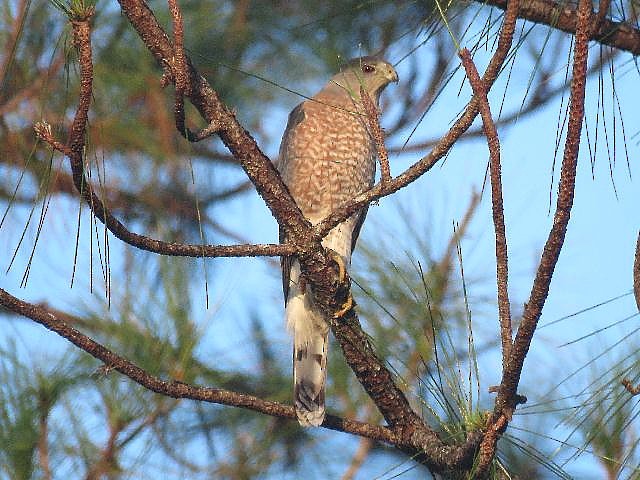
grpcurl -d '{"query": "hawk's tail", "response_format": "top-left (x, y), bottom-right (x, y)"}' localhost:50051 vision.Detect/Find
top-left (292, 319), bottom-right (328, 427)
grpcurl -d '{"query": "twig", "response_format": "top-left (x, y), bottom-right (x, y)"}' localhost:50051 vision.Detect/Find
top-left (459, 48), bottom-right (513, 365)
top-left (495, 0), bottom-right (592, 421)
top-left (479, 0), bottom-right (640, 55)
top-left (360, 86), bottom-right (391, 182)
top-left (168, 0), bottom-right (219, 142)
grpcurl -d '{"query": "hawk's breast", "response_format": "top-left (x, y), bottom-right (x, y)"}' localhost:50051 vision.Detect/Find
top-left (279, 96), bottom-right (377, 221)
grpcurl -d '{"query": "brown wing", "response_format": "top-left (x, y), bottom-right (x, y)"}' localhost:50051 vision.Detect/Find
top-left (279, 102), bottom-right (306, 305)
top-left (350, 146), bottom-right (377, 251)
top-left (350, 205), bottom-right (370, 253)
top-left (280, 227), bottom-right (294, 306)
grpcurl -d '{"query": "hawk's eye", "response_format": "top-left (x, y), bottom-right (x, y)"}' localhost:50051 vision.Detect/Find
top-left (361, 64), bottom-right (376, 74)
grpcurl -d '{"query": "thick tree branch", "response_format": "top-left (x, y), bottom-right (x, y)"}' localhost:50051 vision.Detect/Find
top-left (481, 0), bottom-right (640, 55)
top-left (114, 1), bottom-right (484, 472)
top-left (0, 287), bottom-right (397, 445)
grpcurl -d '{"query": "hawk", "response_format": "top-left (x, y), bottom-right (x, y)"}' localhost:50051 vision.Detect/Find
top-left (278, 57), bottom-right (398, 426)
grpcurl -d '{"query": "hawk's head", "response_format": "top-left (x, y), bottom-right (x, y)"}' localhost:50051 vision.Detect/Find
top-left (330, 56), bottom-right (399, 102)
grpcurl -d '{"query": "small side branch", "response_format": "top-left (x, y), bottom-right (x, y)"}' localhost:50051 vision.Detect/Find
top-left (360, 86), bottom-right (391, 182)
top-left (459, 48), bottom-right (513, 364)
top-left (459, 47), bottom-right (513, 475)
top-left (168, 0), bottom-right (219, 141)
top-left (315, 0), bottom-right (520, 239)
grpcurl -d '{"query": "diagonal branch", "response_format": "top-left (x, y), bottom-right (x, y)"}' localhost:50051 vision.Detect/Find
top-left (459, 47), bottom-right (513, 474)
top-left (459, 48), bottom-right (513, 366)
top-left (495, 0), bottom-right (592, 421)
top-left (37, 124), bottom-right (292, 257)
top-left (0, 287), bottom-right (396, 444)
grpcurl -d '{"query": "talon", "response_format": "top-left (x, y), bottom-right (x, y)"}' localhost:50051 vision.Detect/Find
top-left (327, 249), bottom-right (347, 283)
top-left (333, 293), bottom-right (353, 319)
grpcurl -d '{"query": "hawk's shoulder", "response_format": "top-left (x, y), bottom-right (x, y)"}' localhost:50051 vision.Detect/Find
top-left (284, 102), bottom-right (306, 135)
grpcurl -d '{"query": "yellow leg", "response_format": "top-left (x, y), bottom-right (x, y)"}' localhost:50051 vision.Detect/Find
top-left (332, 294), bottom-right (353, 319)
top-left (327, 249), bottom-right (347, 283)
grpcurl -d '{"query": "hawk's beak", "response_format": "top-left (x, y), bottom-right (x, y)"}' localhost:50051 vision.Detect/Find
top-left (385, 64), bottom-right (399, 84)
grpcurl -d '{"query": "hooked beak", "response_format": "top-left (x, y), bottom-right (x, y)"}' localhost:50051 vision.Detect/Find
top-left (384, 63), bottom-right (399, 84)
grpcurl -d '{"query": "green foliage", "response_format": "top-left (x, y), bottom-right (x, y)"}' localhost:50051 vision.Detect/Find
top-left (49, 0), bottom-right (95, 20)
top-left (0, 344), bottom-right (87, 479)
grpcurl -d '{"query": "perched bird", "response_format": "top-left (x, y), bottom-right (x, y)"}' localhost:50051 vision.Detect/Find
top-left (278, 57), bottom-right (398, 427)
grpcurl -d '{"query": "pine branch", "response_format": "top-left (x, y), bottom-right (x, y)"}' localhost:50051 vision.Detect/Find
top-left (481, 0), bottom-right (640, 55)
